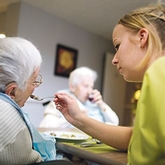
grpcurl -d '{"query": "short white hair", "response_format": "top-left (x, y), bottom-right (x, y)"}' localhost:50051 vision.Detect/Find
top-left (0, 37), bottom-right (42, 92)
top-left (68, 66), bottom-right (97, 86)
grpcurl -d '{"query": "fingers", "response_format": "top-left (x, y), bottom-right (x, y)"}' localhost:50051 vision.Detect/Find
top-left (92, 89), bottom-right (103, 102)
top-left (56, 104), bottom-right (63, 110)
top-left (55, 92), bottom-right (70, 97)
top-left (54, 94), bottom-right (66, 110)
top-left (54, 93), bottom-right (68, 105)
top-left (54, 92), bottom-right (76, 110)
top-left (55, 92), bottom-right (67, 99)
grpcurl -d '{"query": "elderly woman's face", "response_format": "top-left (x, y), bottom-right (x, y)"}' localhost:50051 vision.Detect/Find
top-left (14, 69), bottom-right (40, 107)
top-left (71, 76), bottom-right (94, 103)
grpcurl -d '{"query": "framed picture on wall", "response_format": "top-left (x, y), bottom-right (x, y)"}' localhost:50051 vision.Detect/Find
top-left (54, 44), bottom-right (78, 77)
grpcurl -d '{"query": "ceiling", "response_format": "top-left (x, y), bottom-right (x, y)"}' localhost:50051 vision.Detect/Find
top-left (0, 0), bottom-right (158, 41)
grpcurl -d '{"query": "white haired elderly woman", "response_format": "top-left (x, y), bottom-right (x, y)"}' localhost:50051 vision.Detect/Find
top-left (39, 66), bottom-right (119, 128)
top-left (0, 37), bottom-right (56, 164)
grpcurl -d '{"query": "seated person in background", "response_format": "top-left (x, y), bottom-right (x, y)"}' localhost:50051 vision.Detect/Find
top-left (0, 37), bottom-right (57, 165)
top-left (39, 66), bottom-right (119, 128)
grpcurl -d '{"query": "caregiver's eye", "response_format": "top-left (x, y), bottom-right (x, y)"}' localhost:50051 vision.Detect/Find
top-left (114, 44), bottom-right (120, 51)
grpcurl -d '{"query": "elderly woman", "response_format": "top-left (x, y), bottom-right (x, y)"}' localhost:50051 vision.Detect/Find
top-left (0, 37), bottom-right (56, 164)
top-left (39, 66), bottom-right (119, 128)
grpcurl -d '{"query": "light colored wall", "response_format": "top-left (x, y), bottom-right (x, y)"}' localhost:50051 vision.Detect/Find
top-left (0, 12), bottom-right (6, 33)
top-left (2, 2), bottom-right (125, 127)
top-left (102, 53), bottom-right (127, 124)
top-left (5, 2), bottom-right (20, 36)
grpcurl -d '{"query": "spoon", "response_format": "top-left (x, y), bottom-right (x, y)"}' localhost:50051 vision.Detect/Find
top-left (80, 139), bottom-right (103, 148)
top-left (30, 94), bottom-right (55, 101)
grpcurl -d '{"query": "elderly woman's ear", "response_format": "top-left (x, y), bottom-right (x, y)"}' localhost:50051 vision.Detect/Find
top-left (69, 84), bottom-right (76, 93)
top-left (5, 83), bottom-right (17, 99)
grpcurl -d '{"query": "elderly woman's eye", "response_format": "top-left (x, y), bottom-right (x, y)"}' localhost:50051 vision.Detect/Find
top-left (114, 44), bottom-right (120, 51)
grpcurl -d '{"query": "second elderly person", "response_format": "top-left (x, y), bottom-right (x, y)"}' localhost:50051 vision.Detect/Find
top-left (39, 67), bottom-right (119, 128)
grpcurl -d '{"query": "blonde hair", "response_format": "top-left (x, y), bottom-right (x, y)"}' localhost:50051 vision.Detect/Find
top-left (118, 1), bottom-right (165, 70)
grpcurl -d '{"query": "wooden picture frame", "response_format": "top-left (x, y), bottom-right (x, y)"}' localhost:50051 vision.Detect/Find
top-left (54, 44), bottom-right (78, 77)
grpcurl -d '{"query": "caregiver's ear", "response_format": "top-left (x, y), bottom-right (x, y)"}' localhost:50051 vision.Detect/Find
top-left (138, 28), bottom-right (149, 48)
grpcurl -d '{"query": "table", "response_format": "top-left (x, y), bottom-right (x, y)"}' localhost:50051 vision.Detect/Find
top-left (56, 141), bottom-right (127, 165)
top-left (38, 127), bottom-right (127, 165)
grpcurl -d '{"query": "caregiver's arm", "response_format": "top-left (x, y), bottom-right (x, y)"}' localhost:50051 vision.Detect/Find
top-left (54, 92), bottom-right (132, 151)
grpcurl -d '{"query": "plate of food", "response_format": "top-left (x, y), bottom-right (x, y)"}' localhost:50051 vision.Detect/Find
top-left (44, 131), bottom-right (89, 140)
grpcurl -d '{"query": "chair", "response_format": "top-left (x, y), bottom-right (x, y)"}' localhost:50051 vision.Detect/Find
top-left (29, 159), bottom-right (74, 165)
